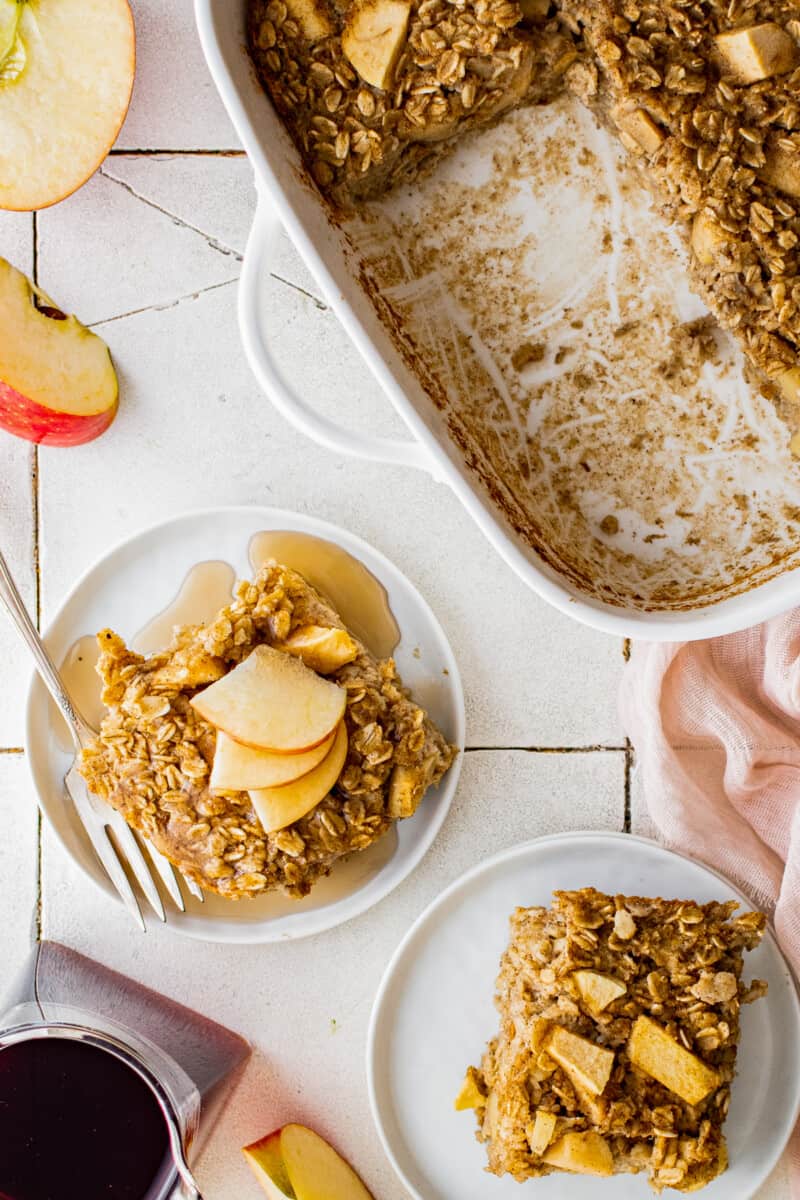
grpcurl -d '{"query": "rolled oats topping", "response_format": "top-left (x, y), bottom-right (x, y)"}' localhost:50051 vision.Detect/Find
top-left (461, 888), bottom-right (767, 1192)
top-left (78, 562), bottom-right (456, 899)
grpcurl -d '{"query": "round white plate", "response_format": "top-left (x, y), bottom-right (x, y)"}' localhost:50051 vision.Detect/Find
top-left (367, 831), bottom-right (800, 1199)
top-left (25, 506), bottom-right (464, 943)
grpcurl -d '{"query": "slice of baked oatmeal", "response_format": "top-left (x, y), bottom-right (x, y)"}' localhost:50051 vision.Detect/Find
top-left (79, 562), bottom-right (456, 899)
top-left (560, 0), bottom-right (800, 437)
top-left (247, 0), bottom-right (576, 206)
top-left (461, 888), bottom-right (767, 1191)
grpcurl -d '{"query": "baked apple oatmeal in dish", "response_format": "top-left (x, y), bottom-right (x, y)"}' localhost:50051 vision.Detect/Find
top-left (458, 888), bottom-right (767, 1191)
top-left (563, 1), bottom-right (800, 435)
top-left (79, 562), bottom-right (456, 900)
top-left (247, 0), bottom-right (800, 435)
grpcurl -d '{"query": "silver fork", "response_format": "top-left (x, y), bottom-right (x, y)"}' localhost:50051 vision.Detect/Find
top-left (0, 548), bottom-right (203, 929)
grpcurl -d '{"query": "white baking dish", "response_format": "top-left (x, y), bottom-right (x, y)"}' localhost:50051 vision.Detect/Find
top-left (195, 0), bottom-right (800, 640)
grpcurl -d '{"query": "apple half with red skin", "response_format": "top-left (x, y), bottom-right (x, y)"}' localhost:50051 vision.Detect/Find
top-left (0, 257), bottom-right (118, 446)
top-left (0, 0), bottom-right (136, 211)
top-left (243, 1124), bottom-right (374, 1200)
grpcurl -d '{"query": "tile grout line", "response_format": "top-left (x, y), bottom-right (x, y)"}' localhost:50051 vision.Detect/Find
top-left (464, 744), bottom-right (628, 753)
top-left (31, 211), bottom-right (40, 629)
top-left (621, 639), bottom-right (632, 831)
top-left (95, 169), bottom-right (328, 314)
top-left (270, 272), bottom-right (328, 310)
top-left (623, 739), bottom-right (633, 833)
top-left (99, 167), bottom-right (244, 261)
top-left (110, 148), bottom-right (247, 156)
top-left (87, 277), bottom-right (240, 330)
top-left (31, 209), bottom-right (43, 943)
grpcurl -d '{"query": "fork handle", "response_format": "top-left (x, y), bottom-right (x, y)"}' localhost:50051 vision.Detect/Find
top-left (0, 547), bottom-right (94, 749)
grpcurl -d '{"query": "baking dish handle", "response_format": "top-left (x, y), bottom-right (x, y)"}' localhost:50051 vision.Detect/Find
top-left (239, 196), bottom-right (435, 473)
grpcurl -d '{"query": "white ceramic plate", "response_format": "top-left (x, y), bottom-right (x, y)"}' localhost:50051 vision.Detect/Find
top-left (367, 831), bottom-right (800, 1199)
top-left (25, 506), bottom-right (464, 943)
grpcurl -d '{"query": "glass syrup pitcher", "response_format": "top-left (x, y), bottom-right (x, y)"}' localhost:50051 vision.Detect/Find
top-left (0, 942), bottom-right (250, 1200)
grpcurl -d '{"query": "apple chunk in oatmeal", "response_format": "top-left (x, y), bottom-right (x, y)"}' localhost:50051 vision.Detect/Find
top-left (78, 563), bottom-right (456, 899)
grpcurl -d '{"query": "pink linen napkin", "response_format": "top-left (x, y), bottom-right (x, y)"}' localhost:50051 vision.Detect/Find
top-left (620, 613), bottom-right (800, 967)
top-left (620, 610), bottom-right (800, 1192)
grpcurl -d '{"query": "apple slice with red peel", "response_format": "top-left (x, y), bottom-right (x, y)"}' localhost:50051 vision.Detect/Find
top-left (190, 644), bottom-right (346, 753)
top-left (210, 726), bottom-right (336, 791)
top-left (0, 0), bottom-right (135, 212)
top-left (0, 257), bottom-right (118, 446)
top-left (249, 721), bottom-right (348, 833)
top-left (243, 1124), bottom-right (374, 1200)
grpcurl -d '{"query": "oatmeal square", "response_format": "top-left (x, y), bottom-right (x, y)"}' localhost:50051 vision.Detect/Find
top-left (461, 888), bottom-right (767, 1191)
top-left (79, 563), bottom-right (455, 899)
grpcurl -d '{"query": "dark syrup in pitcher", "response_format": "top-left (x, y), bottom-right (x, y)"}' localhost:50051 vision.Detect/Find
top-left (0, 1037), bottom-right (170, 1200)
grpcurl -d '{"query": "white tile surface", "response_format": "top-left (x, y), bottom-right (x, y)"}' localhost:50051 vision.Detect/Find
top-left (0, 442), bottom-right (35, 748)
top-left (37, 170), bottom-right (241, 327)
top-left (0, 211), bottom-right (33, 274)
top-left (102, 155), bottom-right (255, 259)
top-left (0, 215), bottom-right (35, 748)
top-left (0, 755), bottom-right (38, 983)
top-left (40, 749), bottom-right (624, 1200)
top-left (118, 0), bottom-right (240, 151)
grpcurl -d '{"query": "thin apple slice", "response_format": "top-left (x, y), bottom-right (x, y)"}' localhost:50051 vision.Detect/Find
top-left (778, 366), bottom-right (800, 407)
top-left (613, 106), bottom-right (665, 156)
top-left (282, 625), bottom-right (358, 674)
top-left (244, 1123), bottom-right (374, 1200)
top-left (190, 644), bottom-right (345, 753)
top-left (0, 257), bottom-right (118, 446)
top-left (210, 727), bottom-right (336, 791)
top-left (249, 721), bottom-right (348, 833)
top-left (284, 0), bottom-right (333, 42)
top-left (0, 0), bottom-right (136, 212)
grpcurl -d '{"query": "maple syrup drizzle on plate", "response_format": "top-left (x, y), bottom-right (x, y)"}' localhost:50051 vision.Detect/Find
top-left (249, 530), bottom-right (400, 658)
top-left (132, 560), bottom-right (236, 656)
top-left (53, 562), bottom-right (236, 751)
top-left (50, 635), bottom-right (105, 753)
